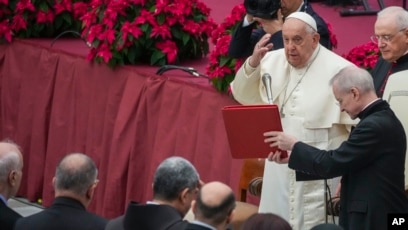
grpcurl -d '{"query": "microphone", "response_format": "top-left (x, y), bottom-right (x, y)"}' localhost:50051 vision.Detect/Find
top-left (262, 73), bottom-right (273, 104)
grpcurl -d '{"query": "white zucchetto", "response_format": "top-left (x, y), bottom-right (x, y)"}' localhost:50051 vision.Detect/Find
top-left (286, 12), bottom-right (317, 31)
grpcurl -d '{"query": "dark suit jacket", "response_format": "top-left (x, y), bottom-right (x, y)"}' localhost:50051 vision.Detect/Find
top-left (14, 196), bottom-right (107, 230)
top-left (370, 53), bottom-right (408, 97)
top-left (228, 3), bottom-right (331, 58)
top-left (0, 199), bottom-right (22, 230)
top-left (105, 202), bottom-right (189, 230)
top-left (289, 100), bottom-right (408, 230)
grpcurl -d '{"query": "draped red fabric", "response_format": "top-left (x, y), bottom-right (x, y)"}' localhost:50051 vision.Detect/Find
top-left (0, 39), bottom-right (244, 218)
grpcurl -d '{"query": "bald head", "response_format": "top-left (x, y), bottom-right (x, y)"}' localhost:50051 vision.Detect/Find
top-left (0, 141), bottom-right (23, 199)
top-left (54, 153), bottom-right (98, 196)
top-left (194, 181), bottom-right (236, 226)
top-left (199, 182), bottom-right (233, 206)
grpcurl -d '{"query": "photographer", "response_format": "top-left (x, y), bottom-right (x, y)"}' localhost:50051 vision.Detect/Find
top-left (228, 0), bottom-right (331, 58)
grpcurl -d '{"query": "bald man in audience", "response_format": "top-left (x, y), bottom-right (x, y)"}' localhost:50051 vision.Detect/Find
top-left (0, 141), bottom-right (23, 230)
top-left (105, 156), bottom-right (200, 230)
top-left (14, 153), bottom-right (107, 230)
top-left (185, 181), bottom-right (236, 230)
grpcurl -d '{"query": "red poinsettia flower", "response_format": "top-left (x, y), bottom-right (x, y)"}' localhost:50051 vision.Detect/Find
top-left (121, 21), bottom-right (143, 41)
top-left (150, 24), bottom-right (172, 39)
top-left (15, 0), bottom-right (35, 13)
top-left (343, 41), bottom-right (380, 71)
top-left (134, 9), bottom-right (156, 25)
top-left (206, 4), bottom-right (246, 92)
top-left (36, 10), bottom-right (55, 24)
top-left (182, 20), bottom-right (201, 35)
top-left (0, 20), bottom-right (12, 42)
top-left (79, 0), bottom-right (215, 67)
top-left (86, 24), bottom-right (103, 44)
top-left (156, 40), bottom-right (178, 63)
top-left (54, 0), bottom-right (73, 15)
top-left (73, 2), bottom-right (88, 19)
top-left (11, 15), bottom-right (27, 32)
top-left (97, 28), bottom-right (116, 44)
top-left (96, 43), bottom-right (113, 63)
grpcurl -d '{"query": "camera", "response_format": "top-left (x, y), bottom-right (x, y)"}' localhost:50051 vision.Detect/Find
top-left (244, 0), bottom-right (281, 20)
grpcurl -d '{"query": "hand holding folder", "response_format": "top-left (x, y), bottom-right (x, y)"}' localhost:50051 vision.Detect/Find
top-left (222, 104), bottom-right (288, 159)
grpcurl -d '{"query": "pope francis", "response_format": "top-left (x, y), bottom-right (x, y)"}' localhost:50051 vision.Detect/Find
top-left (231, 12), bottom-right (357, 230)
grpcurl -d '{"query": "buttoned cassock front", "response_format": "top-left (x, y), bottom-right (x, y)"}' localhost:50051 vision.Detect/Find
top-left (231, 45), bottom-right (357, 230)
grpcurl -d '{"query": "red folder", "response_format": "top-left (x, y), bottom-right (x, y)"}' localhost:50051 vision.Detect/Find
top-left (222, 104), bottom-right (288, 159)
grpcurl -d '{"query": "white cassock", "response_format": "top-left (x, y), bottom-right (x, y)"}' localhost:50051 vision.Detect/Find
top-left (231, 45), bottom-right (358, 230)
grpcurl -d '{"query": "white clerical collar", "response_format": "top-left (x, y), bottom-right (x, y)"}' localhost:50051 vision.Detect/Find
top-left (192, 220), bottom-right (217, 230)
top-left (146, 201), bottom-right (159, 205)
top-left (362, 98), bottom-right (381, 111)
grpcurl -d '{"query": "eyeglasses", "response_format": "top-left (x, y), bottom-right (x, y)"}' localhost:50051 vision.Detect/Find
top-left (370, 28), bottom-right (406, 44)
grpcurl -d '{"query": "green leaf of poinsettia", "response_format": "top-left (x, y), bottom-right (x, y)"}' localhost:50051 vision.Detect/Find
top-left (157, 14), bottom-right (165, 25)
top-left (61, 12), bottom-right (72, 28)
top-left (39, 2), bottom-right (49, 12)
top-left (182, 33), bottom-right (190, 45)
top-left (219, 56), bottom-right (230, 67)
top-left (128, 48), bottom-right (136, 64)
top-left (151, 50), bottom-right (165, 65)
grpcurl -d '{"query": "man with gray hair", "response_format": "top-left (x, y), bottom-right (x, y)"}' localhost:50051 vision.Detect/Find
top-left (14, 153), bottom-right (107, 230)
top-left (0, 141), bottom-right (23, 230)
top-left (185, 181), bottom-right (236, 230)
top-left (266, 66), bottom-right (408, 229)
top-left (105, 156), bottom-right (200, 230)
top-left (370, 6), bottom-right (408, 97)
top-left (232, 11), bottom-right (356, 229)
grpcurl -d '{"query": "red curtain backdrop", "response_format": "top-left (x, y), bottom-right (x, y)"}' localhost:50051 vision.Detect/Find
top-left (0, 39), bottom-right (243, 218)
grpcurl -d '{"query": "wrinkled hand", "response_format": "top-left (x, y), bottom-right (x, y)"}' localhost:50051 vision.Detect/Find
top-left (334, 181), bottom-right (341, 197)
top-left (267, 151), bottom-right (289, 164)
top-left (248, 33), bottom-right (274, 67)
top-left (263, 131), bottom-right (298, 163)
top-left (264, 131), bottom-right (297, 151)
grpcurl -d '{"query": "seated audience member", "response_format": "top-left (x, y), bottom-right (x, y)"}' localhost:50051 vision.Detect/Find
top-left (185, 181), bottom-right (236, 230)
top-left (266, 66), bottom-right (408, 230)
top-left (14, 153), bottom-right (107, 230)
top-left (241, 213), bottom-right (292, 230)
top-left (0, 141), bottom-right (23, 230)
top-left (105, 156), bottom-right (200, 230)
top-left (311, 223), bottom-right (344, 230)
top-left (228, 0), bottom-right (331, 58)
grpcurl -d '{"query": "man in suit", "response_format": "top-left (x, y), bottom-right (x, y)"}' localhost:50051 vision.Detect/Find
top-left (185, 181), bottom-right (236, 230)
top-left (14, 153), bottom-right (107, 230)
top-left (266, 66), bottom-right (408, 230)
top-left (370, 6), bottom-right (408, 98)
top-left (0, 141), bottom-right (23, 230)
top-left (105, 156), bottom-right (200, 230)
top-left (228, 0), bottom-right (331, 58)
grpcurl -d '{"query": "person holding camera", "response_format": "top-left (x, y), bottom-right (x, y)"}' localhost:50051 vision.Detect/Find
top-left (228, 0), bottom-right (331, 59)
